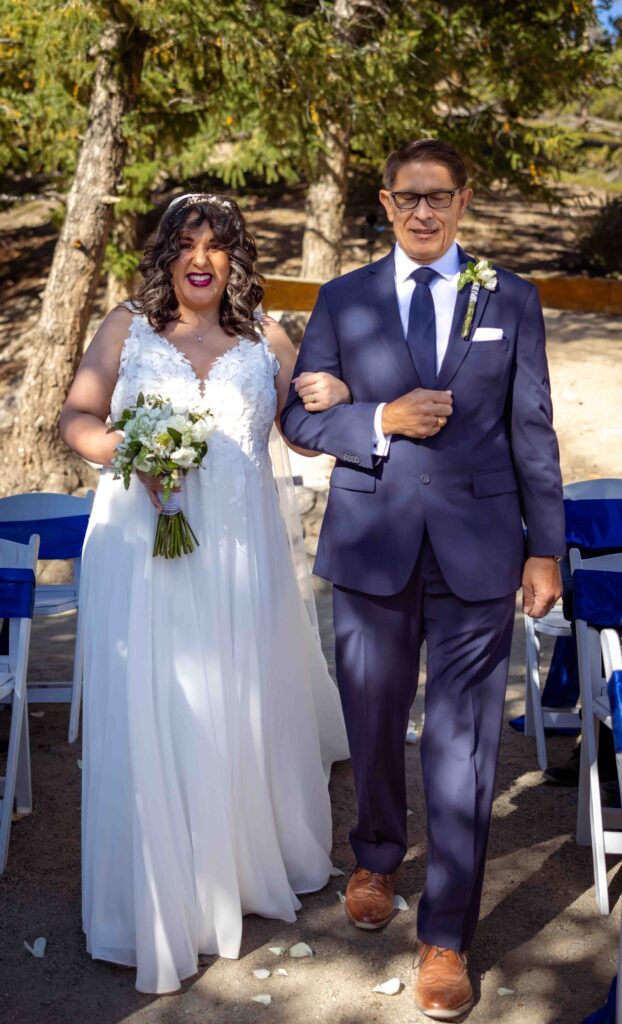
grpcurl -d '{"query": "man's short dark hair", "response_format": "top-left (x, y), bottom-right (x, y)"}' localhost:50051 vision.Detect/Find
top-left (383, 139), bottom-right (468, 190)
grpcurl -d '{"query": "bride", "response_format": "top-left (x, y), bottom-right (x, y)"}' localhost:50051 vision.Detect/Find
top-left (59, 192), bottom-right (351, 994)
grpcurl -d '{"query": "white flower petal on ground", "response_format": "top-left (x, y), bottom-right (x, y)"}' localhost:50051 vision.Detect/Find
top-left (393, 895), bottom-right (409, 911)
top-left (498, 987), bottom-right (515, 996)
top-left (268, 946), bottom-right (286, 956)
top-left (372, 978), bottom-right (402, 996)
top-left (253, 969), bottom-right (271, 980)
top-left (407, 808), bottom-right (413, 817)
top-left (336, 890), bottom-right (346, 903)
top-left (289, 942), bottom-right (314, 958)
top-left (405, 720), bottom-right (418, 744)
top-left (251, 994), bottom-right (272, 1006)
top-left (329, 865), bottom-right (345, 877)
top-left (77, 760), bottom-right (83, 770)
top-left (275, 968), bottom-right (288, 977)
top-left (29, 711), bottom-right (44, 718)
top-left (24, 937), bottom-right (46, 958)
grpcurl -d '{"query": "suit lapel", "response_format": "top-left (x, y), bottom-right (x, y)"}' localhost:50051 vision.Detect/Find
top-left (363, 252), bottom-right (421, 387)
top-left (436, 246), bottom-right (493, 391)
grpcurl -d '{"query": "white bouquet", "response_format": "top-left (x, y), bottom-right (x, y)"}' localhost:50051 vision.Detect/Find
top-left (109, 392), bottom-right (215, 558)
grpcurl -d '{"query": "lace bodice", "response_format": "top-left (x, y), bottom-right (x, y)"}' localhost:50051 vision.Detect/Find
top-left (111, 315), bottom-right (280, 474)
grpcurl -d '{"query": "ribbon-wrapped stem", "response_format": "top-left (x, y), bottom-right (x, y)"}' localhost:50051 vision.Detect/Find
top-left (153, 489), bottom-right (199, 558)
top-left (461, 281), bottom-right (480, 339)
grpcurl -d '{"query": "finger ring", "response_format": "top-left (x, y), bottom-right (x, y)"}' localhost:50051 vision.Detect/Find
top-left (311, 394), bottom-right (318, 403)
top-left (437, 416), bottom-right (446, 428)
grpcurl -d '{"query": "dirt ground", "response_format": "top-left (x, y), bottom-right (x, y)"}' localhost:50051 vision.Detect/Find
top-left (1, 190), bottom-right (621, 1024)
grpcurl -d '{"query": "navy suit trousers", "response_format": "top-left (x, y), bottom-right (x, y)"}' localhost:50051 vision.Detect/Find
top-left (333, 535), bottom-right (515, 951)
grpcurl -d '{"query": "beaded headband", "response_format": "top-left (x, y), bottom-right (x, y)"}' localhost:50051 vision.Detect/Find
top-left (167, 192), bottom-right (234, 211)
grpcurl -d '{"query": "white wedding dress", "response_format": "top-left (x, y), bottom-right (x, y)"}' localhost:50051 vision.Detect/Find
top-left (80, 314), bottom-right (349, 993)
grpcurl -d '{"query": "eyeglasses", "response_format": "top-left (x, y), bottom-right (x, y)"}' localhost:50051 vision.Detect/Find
top-left (390, 190), bottom-right (461, 211)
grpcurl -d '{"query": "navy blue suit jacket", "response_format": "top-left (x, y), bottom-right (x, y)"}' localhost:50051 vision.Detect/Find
top-left (280, 247), bottom-right (565, 601)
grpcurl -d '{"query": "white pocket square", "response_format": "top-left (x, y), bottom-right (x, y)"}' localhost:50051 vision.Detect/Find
top-left (472, 328), bottom-right (504, 341)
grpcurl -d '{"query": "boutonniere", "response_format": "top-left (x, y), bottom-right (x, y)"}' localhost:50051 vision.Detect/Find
top-left (457, 260), bottom-right (498, 339)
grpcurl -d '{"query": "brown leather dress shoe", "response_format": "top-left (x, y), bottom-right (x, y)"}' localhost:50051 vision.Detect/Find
top-left (344, 866), bottom-right (397, 930)
top-left (414, 943), bottom-right (474, 1020)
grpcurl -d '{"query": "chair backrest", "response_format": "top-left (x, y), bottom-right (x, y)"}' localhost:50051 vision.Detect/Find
top-left (570, 550), bottom-right (622, 574)
top-left (602, 630), bottom-right (622, 680)
top-left (0, 492), bottom-right (93, 566)
top-left (564, 479), bottom-right (622, 501)
top-left (0, 536), bottom-right (39, 673)
top-left (571, 550), bottom-right (622, 705)
top-left (0, 492), bottom-right (93, 522)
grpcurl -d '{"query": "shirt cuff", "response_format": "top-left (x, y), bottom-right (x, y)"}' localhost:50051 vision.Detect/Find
top-left (372, 403), bottom-right (391, 458)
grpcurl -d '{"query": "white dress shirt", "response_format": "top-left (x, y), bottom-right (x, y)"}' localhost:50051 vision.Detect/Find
top-left (372, 241), bottom-right (462, 457)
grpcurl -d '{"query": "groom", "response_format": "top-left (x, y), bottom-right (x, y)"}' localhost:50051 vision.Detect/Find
top-left (280, 138), bottom-right (564, 1020)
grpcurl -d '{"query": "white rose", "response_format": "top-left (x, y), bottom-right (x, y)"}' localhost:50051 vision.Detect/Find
top-left (190, 418), bottom-right (215, 443)
top-left (170, 446), bottom-right (197, 468)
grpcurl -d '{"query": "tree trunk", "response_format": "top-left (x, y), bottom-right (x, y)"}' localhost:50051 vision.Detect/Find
top-left (300, 120), bottom-right (350, 282)
top-left (300, 0), bottom-right (368, 282)
top-left (2, 22), bottom-right (145, 495)
top-left (106, 209), bottom-right (140, 311)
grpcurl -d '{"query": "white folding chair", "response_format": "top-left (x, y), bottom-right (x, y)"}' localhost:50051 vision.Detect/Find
top-left (573, 549), bottom-right (622, 915)
top-left (523, 479), bottom-right (622, 770)
top-left (0, 535), bottom-right (38, 874)
top-left (0, 492), bottom-right (93, 742)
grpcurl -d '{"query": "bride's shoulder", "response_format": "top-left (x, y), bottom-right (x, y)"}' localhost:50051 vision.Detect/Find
top-left (84, 304), bottom-right (141, 367)
top-left (256, 314), bottom-right (297, 372)
top-left (256, 314), bottom-right (294, 357)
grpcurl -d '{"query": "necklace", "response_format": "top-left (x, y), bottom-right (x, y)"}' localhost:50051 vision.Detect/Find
top-left (187, 318), bottom-right (219, 344)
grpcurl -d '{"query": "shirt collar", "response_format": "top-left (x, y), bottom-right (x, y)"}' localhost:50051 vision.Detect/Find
top-left (393, 241), bottom-right (461, 283)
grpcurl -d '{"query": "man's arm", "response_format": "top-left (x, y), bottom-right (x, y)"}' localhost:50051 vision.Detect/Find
top-left (280, 285), bottom-right (379, 469)
top-left (510, 284), bottom-right (565, 615)
top-left (281, 285), bottom-right (454, 464)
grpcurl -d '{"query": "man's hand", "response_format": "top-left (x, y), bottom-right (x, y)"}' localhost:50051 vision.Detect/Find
top-left (382, 389), bottom-right (453, 438)
top-left (293, 371), bottom-right (352, 411)
top-left (522, 557), bottom-right (562, 618)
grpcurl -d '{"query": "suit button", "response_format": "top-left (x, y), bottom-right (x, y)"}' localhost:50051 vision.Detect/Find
top-left (420, 473), bottom-right (430, 485)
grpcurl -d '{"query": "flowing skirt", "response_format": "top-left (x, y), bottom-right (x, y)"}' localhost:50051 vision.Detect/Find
top-left (80, 458), bottom-right (349, 993)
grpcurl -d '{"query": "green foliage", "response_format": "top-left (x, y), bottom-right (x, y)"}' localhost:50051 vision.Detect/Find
top-left (0, 0), bottom-right (609, 268)
top-left (577, 195), bottom-right (622, 276)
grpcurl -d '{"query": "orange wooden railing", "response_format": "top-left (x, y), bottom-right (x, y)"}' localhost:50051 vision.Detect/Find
top-left (264, 274), bottom-right (622, 315)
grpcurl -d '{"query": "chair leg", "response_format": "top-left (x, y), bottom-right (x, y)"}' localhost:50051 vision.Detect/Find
top-left (0, 687), bottom-right (27, 874)
top-left (68, 607), bottom-right (84, 744)
top-left (14, 696), bottom-right (32, 814)
top-left (525, 619), bottom-right (548, 770)
top-left (589, 725), bottom-right (610, 915)
top-left (577, 732), bottom-right (592, 846)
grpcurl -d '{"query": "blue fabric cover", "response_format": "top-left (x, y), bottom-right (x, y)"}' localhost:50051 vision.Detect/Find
top-left (0, 568), bottom-right (36, 619)
top-left (573, 570), bottom-right (622, 629)
top-left (582, 976), bottom-right (617, 1024)
top-left (0, 515), bottom-right (89, 560)
top-left (565, 498), bottom-right (622, 553)
top-left (607, 672), bottom-right (622, 754)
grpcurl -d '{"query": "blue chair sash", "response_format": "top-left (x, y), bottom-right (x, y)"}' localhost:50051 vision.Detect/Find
top-left (565, 498), bottom-right (622, 553)
top-left (573, 570), bottom-right (622, 629)
top-left (607, 671), bottom-right (622, 754)
top-left (582, 975), bottom-right (617, 1024)
top-left (0, 568), bottom-right (36, 619)
top-left (0, 515), bottom-right (89, 560)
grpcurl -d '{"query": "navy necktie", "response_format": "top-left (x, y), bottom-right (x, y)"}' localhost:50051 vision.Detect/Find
top-left (406, 267), bottom-right (438, 389)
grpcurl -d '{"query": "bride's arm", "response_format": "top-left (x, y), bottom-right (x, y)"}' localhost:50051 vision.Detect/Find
top-left (59, 306), bottom-right (133, 465)
top-left (260, 315), bottom-right (351, 457)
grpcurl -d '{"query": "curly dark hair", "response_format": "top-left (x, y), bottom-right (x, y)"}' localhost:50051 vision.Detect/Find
top-left (132, 194), bottom-right (264, 339)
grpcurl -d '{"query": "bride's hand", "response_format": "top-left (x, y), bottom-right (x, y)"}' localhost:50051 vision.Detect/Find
top-left (136, 471), bottom-right (180, 513)
top-left (293, 371), bottom-right (352, 412)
